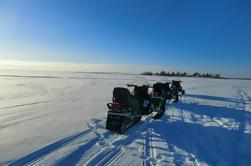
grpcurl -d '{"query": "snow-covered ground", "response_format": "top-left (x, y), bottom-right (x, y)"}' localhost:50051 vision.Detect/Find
top-left (1, 69), bottom-right (251, 166)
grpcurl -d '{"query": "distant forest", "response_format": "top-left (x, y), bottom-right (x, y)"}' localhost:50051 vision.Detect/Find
top-left (142, 71), bottom-right (221, 79)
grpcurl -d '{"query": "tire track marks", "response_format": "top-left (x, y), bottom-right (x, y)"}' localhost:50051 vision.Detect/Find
top-left (8, 119), bottom-right (104, 166)
top-left (84, 118), bottom-right (154, 166)
top-left (142, 127), bottom-right (156, 166)
top-left (0, 101), bottom-right (52, 110)
top-left (56, 120), bottom-right (120, 166)
top-left (231, 87), bottom-right (250, 166)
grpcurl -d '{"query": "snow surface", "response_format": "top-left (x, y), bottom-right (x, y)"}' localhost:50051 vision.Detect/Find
top-left (1, 69), bottom-right (251, 166)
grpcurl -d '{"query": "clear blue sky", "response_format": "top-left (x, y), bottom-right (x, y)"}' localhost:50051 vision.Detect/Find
top-left (0, 0), bottom-right (251, 77)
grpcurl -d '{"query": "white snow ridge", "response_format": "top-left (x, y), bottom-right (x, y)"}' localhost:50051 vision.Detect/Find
top-left (1, 70), bottom-right (251, 166)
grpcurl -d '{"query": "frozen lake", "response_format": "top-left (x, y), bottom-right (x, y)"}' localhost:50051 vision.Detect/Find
top-left (1, 69), bottom-right (251, 166)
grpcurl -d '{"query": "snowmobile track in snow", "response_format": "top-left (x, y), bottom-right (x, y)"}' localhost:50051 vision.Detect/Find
top-left (56, 119), bottom-right (122, 166)
top-left (84, 117), bottom-right (155, 166)
top-left (85, 145), bottom-right (125, 166)
top-left (142, 127), bottom-right (156, 166)
top-left (9, 114), bottom-right (157, 166)
top-left (182, 95), bottom-right (228, 128)
top-left (0, 100), bottom-right (53, 110)
top-left (8, 119), bottom-right (106, 166)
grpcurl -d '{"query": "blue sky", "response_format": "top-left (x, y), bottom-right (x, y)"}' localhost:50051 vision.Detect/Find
top-left (0, 0), bottom-right (251, 77)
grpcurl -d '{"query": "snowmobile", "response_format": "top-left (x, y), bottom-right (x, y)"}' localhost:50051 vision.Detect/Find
top-left (106, 85), bottom-right (151, 133)
top-left (129, 83), bottom-right (167, 120)
top-left (151, 82), bottom-right (172, 119)
top-left (106, 84), bottom-right (167, 133)
top-left (152, 82), bottom-right (173, 99)
top-left (170, 80), bottom-right (185, 102)
top-left (171, 80), bottom-right (185, 94)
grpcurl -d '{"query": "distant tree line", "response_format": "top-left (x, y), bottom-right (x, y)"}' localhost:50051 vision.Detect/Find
top-left (141, 71), bottom-right (221, 78)
top-left (192, 72), bottom-right (221, 78)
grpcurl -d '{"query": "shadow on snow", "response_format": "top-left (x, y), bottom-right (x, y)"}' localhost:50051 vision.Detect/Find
top-left (8, 94), bottom-right (251, 166)
top-left (8, 128), bottom-right (93, 166)
top-left (150, 94), bottom-right (251, 166)
top-left (185, 94), bottom-right (249, 104)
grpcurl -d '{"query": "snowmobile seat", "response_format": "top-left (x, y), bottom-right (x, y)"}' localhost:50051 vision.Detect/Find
top-left (162, 82), bottom-right (170, 91)
top-left (153, 83), bottom-right (162, 95)
top-left (112, 87), bottom-right (131, 107)
top-left (134, 86), bottom-right (149, 100)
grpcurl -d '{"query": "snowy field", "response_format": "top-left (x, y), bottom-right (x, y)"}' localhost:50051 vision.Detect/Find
top-left (1, 69), bottom-right (251, 166)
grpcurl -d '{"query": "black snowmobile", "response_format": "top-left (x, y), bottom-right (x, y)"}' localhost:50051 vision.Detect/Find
top-left (170, 80), bottom-right (185, 102)
top-left (106, 84), bottom-right (151, 133)
top-left (151, 82), bottom-right (170, 119)
top-left (106, 84), bottom-right (166, 133)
